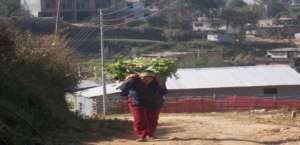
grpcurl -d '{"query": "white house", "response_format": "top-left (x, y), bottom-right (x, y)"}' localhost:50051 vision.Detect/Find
top-left (69, 65), bottom-right (300, 116)
top-left (207, 33), bottom-right (235, 43)
top-left (266, 48), bottom-right (300, 59)
top-left (192, 17), bottom-right (227, 32)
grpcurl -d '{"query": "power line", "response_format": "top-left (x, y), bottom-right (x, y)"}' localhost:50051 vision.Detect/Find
top-left (101, 0), bottom-right (128, 12)
top-left (103, 0), bottom-right (164, 16)
top-left (103, 12), bottom-right (160, 29)
top-left (102, 5), bottom-right (132, 16)
top-left (63, 0), bottom-right (164, 48)
top-left (103, 12), bottom-right (136, 22)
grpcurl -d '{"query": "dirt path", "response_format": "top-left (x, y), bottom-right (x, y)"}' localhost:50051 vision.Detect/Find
top-left (87, 112), bottom-right (300, 145)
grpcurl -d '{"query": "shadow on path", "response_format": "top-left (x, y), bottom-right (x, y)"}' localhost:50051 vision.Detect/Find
top-left (149, 137), bottom-right (300, 145)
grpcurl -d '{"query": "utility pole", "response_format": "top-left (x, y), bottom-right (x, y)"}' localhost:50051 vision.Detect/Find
top-left (55, 0), bottom-right (62, 34)
top-left (99, 9), bottom-right (107, 115)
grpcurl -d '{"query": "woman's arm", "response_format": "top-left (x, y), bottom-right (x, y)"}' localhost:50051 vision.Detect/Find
top-left (118, 79), bottom-right (134, 96)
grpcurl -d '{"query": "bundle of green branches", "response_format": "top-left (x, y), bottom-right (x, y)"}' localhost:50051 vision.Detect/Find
top-left (106, 57), bottom-right (178, 81)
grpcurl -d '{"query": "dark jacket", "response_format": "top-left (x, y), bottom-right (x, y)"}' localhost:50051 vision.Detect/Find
top-left (118, 77), bottom-right (168, 109)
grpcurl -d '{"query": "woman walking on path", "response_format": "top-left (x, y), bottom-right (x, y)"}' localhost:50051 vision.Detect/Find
top-left (119, 71), bottom-right (168, 142)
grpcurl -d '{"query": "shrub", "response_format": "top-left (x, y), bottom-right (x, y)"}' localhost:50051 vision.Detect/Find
top-left (0, 23), bottom-right (79, 145)
top-left (147, 16), bottom-right (169, 27)
top-left (105, 27), bottom-right (165, 41)
top-left (163, 29), bottom-right (205, 41)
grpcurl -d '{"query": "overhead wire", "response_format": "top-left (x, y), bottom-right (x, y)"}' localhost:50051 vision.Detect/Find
top-left (101, 0), bottom-right (165, 26)
top-left (63, 0), bottom-right (164, 50)
top-left (102, 5), bottom-right (132, 16)
top-left (101, 0), bottom-right (128, 12)
top-left (103, 12), bottom-right (160, 29)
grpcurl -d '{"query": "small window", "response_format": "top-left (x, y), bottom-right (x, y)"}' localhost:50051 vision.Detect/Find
top-left (264, 88), bottom-right (278, 95)
top-left (46, 3), bottom-right (52, 9)
top-left (79, 103), bottom-right (83, 112)
top-left (127, 3), bottom-right (134, 8)
top-left (92, 99), bottom-right (97, 114)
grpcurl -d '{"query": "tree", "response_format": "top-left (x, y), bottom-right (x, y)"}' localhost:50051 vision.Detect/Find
top-left (0, 0), bottom-right (29, 17)
top-left (259, 0), bottom-right (286, 18)
top-left (0, 22), bottom-right (79, 145)
top-left (222, 6), bottom-right (261, 43)
top-left (160, 0), bottom-right (224, 29)
top-left (224, 0), bottom-right (247, 8)
top-left (281, 6), bottom-right (300, 19)
top-left (159, 0), bottom-right (192, 29)
top-left (185, 0), bottom-right (225, 17)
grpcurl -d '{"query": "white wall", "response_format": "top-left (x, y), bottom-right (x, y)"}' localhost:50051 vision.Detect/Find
top-left (75, 96), bottom-right (95, 117)
top-left (167, 86), bottom-right (300, 97)
top-left (22, 0), bottom-right (41, 17)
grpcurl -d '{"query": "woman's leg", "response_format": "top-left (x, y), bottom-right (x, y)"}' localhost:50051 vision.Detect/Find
top-left (128, 102), bottom-right (147, 139)
top-left (146, 108), bottom-right (161, 137)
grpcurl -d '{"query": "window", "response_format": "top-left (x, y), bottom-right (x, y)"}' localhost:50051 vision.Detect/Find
top-left (264, 88), bottom-right (278, 95)
top-left (92, 99), bottom-right (97, 114)
top-left (62, 0), bottom-right (73, 9)
top-left (79, 103), bottom-right (83, 112)
top-left (127, 3), bottom-right (134, 9)
top-left (46, 2), bottom-right (53, 9)
top-left (77, 0), bottom-right (89, 9)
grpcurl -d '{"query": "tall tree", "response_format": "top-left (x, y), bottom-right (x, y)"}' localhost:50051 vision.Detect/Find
top-left (0, 0), bottom-right (21, 17)
top-left (222, 6), bottom-right (261, 43)
top-left (260, 0), bottom-right (286, 18)
top-left (185, 0), bottom-right (225, 16)
top-left (224, 0), bottom-right (247, 8)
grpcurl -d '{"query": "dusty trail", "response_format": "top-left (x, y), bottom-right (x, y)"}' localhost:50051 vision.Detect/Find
top-left (87, 112), bottom-right (300, 145)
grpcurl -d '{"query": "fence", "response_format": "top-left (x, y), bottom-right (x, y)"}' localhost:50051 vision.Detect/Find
top-left (107, 95), bottom-right (300, 114)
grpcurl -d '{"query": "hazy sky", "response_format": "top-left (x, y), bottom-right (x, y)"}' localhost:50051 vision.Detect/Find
top-left (22, 0), bottom-right (41, 16)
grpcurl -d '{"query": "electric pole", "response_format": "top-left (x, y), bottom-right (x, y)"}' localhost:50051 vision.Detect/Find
top-left (99, 9), bottom-right (107, 115)
top-left (55, 0), bottom-right (62, 34)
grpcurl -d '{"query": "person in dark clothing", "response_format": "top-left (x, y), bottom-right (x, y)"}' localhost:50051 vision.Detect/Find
top-left (118, 71), bottom-right (168, 142)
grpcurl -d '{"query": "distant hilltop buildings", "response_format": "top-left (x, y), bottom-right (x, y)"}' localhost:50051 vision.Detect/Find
top-left (244, 0), bottom-right (300, 5)
top-left (280, 0), bottom-right (300, 6)
top-left (38, 0), bottom-right (158, 22)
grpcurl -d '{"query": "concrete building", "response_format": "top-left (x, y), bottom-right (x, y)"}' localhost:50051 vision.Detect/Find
top-left (256, 18), bottom-right (300, 39)
top-left (39, 0), bottom-right (100, 21)
top-left (166, 65), bottom-right (300, 97)
top-left (69, 65), bottom-right (300, 116)
top-left (280, 0), bottom-right (300, 6)
top-left (257, 48), bottom-right (300, 72)
top-left (207, 33), bottom-right (235, 43)
top-left (192, 17), bottom-right (227, 32)
top-left (38, 0), bottom-right (154, 22)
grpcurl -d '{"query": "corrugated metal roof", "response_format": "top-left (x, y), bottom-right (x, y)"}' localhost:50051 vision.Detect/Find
top-left (269, 47), bottom-right (300, 52)
top-left (76, 80), bottom-right (99, 89)
top-left (167, 65), bottom-right (300, 89)
top-left (76, 83), bottom-right (121, 98)
top-left (75, 65), bottom-right (300, 98)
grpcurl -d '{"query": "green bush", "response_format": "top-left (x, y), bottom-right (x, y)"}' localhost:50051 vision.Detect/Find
top-left (105, 27), bottom-right (165, 41)
top-left (104, 39), bottom-right (164, 57)
top-left (147, 16), bottom-right (169, 27)
top-left (163, 29), bottom-right (205, 41)
top-left (0, 23), bottom-right (79, 145)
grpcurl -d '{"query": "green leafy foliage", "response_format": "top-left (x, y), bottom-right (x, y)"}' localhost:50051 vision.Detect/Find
top-left (0, 0), bottom-right (30, 17)
top-left (0, 23), bottom-right (79, 145)
top-left (106, 57), bottom-right (178, 81)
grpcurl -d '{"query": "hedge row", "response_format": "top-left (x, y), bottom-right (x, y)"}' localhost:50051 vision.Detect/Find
top-left (67, 39), bottom-right (222, 58)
